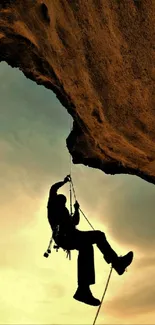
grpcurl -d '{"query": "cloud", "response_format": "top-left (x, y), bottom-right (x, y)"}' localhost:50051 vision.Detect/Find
top-left (135, 255), bottom-right (155, 269)
top-left (106, 271), bottom-right (155, 318)
top-left (95, 175), bottom-right (155, 252)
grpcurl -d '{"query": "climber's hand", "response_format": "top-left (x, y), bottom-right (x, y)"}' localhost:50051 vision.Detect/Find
top-left (74, 200), bottom-right (80, 209)
top-left (64, 175), bottom-right (71, 183)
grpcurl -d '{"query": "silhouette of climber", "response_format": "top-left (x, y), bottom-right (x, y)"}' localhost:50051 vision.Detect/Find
top-left (47, 175), bottom-right (134, 306)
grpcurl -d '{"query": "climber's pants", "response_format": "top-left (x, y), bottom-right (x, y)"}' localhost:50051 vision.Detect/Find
top-left (55, 229), bottom-right (118, 286)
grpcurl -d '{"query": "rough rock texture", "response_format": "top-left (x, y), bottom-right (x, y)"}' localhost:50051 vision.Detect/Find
top-left (0, 0), bottom-right (155, 183)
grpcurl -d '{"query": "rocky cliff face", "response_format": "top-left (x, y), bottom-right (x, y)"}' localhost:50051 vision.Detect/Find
top-left (0, 0), bottom-right (155, 183)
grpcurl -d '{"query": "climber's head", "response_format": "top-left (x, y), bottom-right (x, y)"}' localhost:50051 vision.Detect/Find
top-left (56, 194), bottom-right (67, 206)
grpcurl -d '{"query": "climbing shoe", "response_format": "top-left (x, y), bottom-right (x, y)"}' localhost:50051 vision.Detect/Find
top-left (113, 251), bottom-right (133, 275)
top-left (73, 287), bottom-right (100, 306)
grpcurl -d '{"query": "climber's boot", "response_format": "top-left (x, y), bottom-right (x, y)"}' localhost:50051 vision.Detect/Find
top-left (112, 251), bottom-right (134, 275)
top-left (73, 286), bottom-right (100, 306)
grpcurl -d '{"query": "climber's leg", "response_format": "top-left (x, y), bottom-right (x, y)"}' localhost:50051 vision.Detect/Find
top-left (74, 230), bottom-right (133, 276)
top-left (77, 244), bottom-right (95, 286)
top-left (73, 244), bottom-right (100, 306)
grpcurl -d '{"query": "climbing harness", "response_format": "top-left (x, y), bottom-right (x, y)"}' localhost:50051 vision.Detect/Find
top-left (43, 116), bottom-right (113, 324)
top-left (43, 225), bottom-right (71, 260)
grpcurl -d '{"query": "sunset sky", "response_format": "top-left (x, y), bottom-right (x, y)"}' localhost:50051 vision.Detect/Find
top-left (0, 61), bottom-right (155, 324)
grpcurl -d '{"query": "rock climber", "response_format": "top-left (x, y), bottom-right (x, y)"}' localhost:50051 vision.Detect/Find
top-left (47, 175), bottom-right (134, 306)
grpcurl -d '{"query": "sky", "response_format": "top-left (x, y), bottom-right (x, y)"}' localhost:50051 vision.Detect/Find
top-left (0, 61), bottom-right (155, 324)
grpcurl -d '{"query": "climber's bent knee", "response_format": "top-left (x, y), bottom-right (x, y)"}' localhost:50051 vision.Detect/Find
top-left (95, 230), bottom-right (106, 240)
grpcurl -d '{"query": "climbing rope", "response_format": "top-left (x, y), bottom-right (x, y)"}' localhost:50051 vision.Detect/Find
top-left (93, 265), bottom-right (113, 325)
top-left (70, 180), bottom-right (73, 216)
top-left (70, 177), bottom-right (95, 230)
top-left (69, 116), bottom-right (73, 216)
top-left (68, 118), bottom-right (94, 230)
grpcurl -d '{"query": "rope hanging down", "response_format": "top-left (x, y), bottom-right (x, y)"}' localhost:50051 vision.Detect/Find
top-left (70, 177), bottom-right (95, 230)
top-left (69, 116), bottom-right (73, 216)
top-left (93, 266), bottom-right (113, 325)
top-left (69, 117), bottom-right (94, 230)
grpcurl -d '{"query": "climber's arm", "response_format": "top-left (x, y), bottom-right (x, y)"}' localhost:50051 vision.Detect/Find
top-left (72, 201), bottom-right (80, 226)
top-left (49, 175), bottom-right (70, 196)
